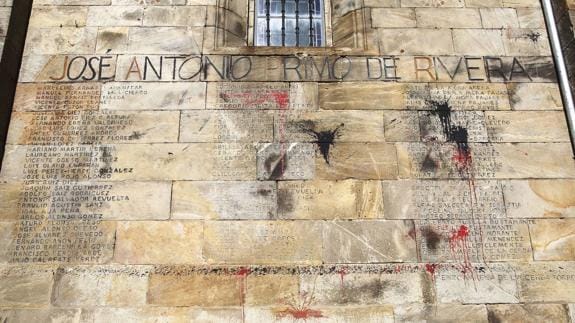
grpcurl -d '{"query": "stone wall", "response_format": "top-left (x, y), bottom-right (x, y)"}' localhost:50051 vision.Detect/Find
top-left (0, 0), bottom-right (575, 322)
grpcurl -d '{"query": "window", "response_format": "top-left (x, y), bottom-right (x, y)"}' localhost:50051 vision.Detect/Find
top-left (255, 0), bottom-right (324, 47)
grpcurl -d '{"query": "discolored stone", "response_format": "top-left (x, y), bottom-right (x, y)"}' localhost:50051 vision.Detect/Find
top-left (277, 180), bottom-right (384, 219)
top-left (530, 219), bottom-right (575, 261)
top-left (114, 221), bottom-right (204, 264)
top-left (203, 221), bottom-right (322, 264)
top-left (487, 304), bottom-right (571, 323)
top-left (172, 181), bottom-right (277, 220)
top-left (322, 220), bottom-right (417, 263)
top-left (503, 180), bottom-right (575, 218)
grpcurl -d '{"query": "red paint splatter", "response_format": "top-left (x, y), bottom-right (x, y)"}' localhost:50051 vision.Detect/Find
top-left (275, 308), bottom-right (325, 320)
top-left (452, 147), bottom-right (473, 175)
top-left (425, 264), bottom-right (439, 281)
top-left (271, 91), bottom-right (289, 110)
top-left (236, 267), bottom-right (251, 278)
top-left (448, 225), bottom-right (476, 281)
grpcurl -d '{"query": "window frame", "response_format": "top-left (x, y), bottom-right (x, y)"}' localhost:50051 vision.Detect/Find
top-left (248, 0), bottom-right (333, 47)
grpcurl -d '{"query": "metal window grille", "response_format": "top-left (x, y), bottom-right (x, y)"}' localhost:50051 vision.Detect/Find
top-left (255, 0), bottom-right (324, 46)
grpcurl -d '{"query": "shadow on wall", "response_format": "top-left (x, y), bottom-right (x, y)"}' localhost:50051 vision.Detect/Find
top-left (0, 0), bottom-right (33, 167)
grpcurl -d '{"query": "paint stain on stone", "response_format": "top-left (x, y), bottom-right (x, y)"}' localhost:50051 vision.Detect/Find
top-left (487, 310), bottom-right (503, 323)
top-left (296, 121), bottom-right (344, 165)
top-left (428, 99), bottom-right (473, 176)
top-left (274, 308), bottom-right (325, 320)
top-left (525, 31), bottom-right (541, 42)
top-left (421, 227), bottom-right (442, 251)
top-left (277, 189), bottom-right (294, 213)
top-left (264, 152), bottom-right (287, 180)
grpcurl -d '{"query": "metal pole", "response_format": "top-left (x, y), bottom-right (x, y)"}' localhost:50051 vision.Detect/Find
top-left (541, 0), bottom-right (575, 157)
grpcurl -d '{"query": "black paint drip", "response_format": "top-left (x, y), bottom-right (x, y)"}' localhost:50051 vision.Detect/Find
top-left (300, 123), bottom-right (344, 165)
top-left (428, 99), bottom-right (470, 155)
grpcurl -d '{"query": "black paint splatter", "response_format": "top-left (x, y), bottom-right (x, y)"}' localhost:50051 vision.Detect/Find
top-left (428, 99), bottom-right (472, 175)
top-left (264, 152), bottom-right (287, 180)
top-left (296, 121), bottom-right (344, 165)
top-left (524, 31), bottom-right (541, 42)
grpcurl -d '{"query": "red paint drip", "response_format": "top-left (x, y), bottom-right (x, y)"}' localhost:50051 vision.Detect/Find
top-left (271, 91), bottom-right (289, 110)
top-left (448, 225), bottom-right (475, 281)
top-left (235, 267), bottom-right (250, 323)
top-left (275, 308), bottom-right (325, 320)
top-left (337, 267), bottom-right (348, 287)
top-left (452, 148), bottom-right (473, 175)
top-left (425, 264), bottom-right (439, 281)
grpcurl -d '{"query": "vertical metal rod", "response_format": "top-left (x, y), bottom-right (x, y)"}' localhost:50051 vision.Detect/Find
top-left (541, 0), bottom-right (575, 157)
top-left (308, 0), bottom-right (314, 46)
top-left (295, 0), bottom-right (300, 46)
top-left (265, 0), bottom-right (271, 45)
top-left (281, 0), bottom-right (286, 46)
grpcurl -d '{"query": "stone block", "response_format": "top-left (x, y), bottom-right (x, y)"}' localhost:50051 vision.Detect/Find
top-left (24, 28), bottom-right (98, 55)
top-left (0, 266), bottom-right (55, 307)
top-left (127, 27), bottom-right (203, 54)
top-left (315, 143), bottom-right (398, 180)
top-left (382, 180), bottom-right (505, 220)
top-left (485, 111), bottom-right (570, 142)
top-left (480, 8), bottom-right (519, 28)
top-left (101, 82), bottom-right (206, 110)
top-left (379, 29), bottom-right (454, 55)
top-left (416, 8), bottom-right (482, 28)
top-left (257, 143), bottom-right (315, 180)
top-left (114, 221), bottom-right (204, 264)
top-left (453, 29), bottom-right (506, 55)
top-left (29, 6), bottom-right (88, 27)
top-left (508, 83), bottom-right (563, 110)
top-left (322, 220), bottom-right (417, 263)
top-left (530, 219), bottom-right (575, 261)
top-left (371, 8), bottom-right (416, 27)
top-left (180, 110), bottom-right (274, 142)
top-left (52, 266), bottom-right (150, 307)
top-left (143, 6), bottom-right (206, 26)
top-left (86, 6), bottom-right (143, 26)
top-left (319, 83), bottom-right (420, 110)
top-left (6, 110), bottom-right (180, 144)
top-left (277, 180), bottom-right (384, 219)
top-left (518, 262), bottom-right (575, 303)
top-left (96, 27), bottom-right (129, 54)
top-left (300, 272), bottom-right (422, 305)
top-left (487, 304), bottom-right (571, 323)
top-left (275, 110), bottom-right (385, 143)
top-left (383, 111), bottom-right (421, 142)
top-left (172, 181), bottom-right (277, 220)
top-left (203, 221), bottom-right (323, 264)
top-left (503, 180), bottom-right (575, 218)
top-left (436, 264), bottom-right (519, 304)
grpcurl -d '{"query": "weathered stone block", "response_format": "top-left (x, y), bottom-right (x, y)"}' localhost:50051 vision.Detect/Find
top-left (315, 143), bottom-right (398, 180)
top-left (503, 180), bottom-right (575, 218)
top-left (507, 83), bottom-right (563, 110)
top-left (277, 180), bottom-right (384, 219)
top-left (0, 266), bottom-right (55, 307)
top-left (486, 111), bottom-right (570, 142)
top-left (487, 304), bottom-right (571, 323)
top-left (530, 219), bottom-right (575, 261)
top-left (114, 221), bottom-right (204, 264)
top-left (518, 262), bottom-right (575, 303)
top-left (203, 221), bottom-right (322, 264)
top-left (453, 29), bottom-right (505, 55)
top-left (180, 110), bottom-right (274, 142)
top-left (52, 266), bottom-right (150, 307)
top-left (101, 82), bottom-right (206, 110)
top-left (379, 29), bottom-right (454, 55)
top-left (416, 8), bottom-right (482, 28)
top-left (172, 181), bottom-right (277, 220)
top-left (257, 143), bottom-right (315, 180)
top-left (322, 220), bottom-right (416, 263)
